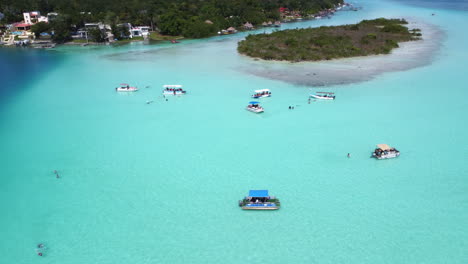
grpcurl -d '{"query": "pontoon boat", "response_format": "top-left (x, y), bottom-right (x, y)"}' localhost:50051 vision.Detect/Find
top-left (162, 85), bottom-right (186, 95)
top-left (310, 92), bottom-right (335, 100)
top-left (251, 89), bottom-right (271, 98)
top-left (239, 190), bottom-right (280, 210)
top-left (246, 101), bottom-right (264, 113)
top-left (116, 83), bottom-right (138, 92)
top-left (372, 144), bottom-right (400, 159)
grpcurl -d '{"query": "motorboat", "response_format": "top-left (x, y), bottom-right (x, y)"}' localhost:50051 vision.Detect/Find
top-left (372, 144), bottom-right (400, 159)
top-left (239, 190), bottom-right (280, 210)
top-left (116, 83), bottom-right (138, 92)
top-left (246, 101), bottom-right (264, 113)
top-left (162, 85), bottom-right (186, 95)
top-left (251, 89), bottom-right (271, 98)
top-left (310, 92), bottom-right (335, 100)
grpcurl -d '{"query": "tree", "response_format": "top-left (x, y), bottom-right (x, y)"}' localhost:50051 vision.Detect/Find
top-left (50, 16), bottom-right (72, 43)
top-left (158, 10), bottom-right (186, 36)
top-left (88, 28), bottom-right (105, 42)
top-left (112, 23), bottom-right (130, 39)
top-left (31, 22), bottom-right (50, 38)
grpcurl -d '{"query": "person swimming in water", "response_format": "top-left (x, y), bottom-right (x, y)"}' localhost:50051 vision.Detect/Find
top-left (347, 153), bottom-right (351, 158)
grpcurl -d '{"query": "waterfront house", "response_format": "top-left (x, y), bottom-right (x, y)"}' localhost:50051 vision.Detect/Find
top-left (23, 11), bottom-right (49, 24)
top-left (72, 23), bottom-right (113, 41)
top-left (243, 22), bottom-right (254, 30)
top-left (131, 26), bottom-right (150, 38)
top-left (227, 27), bottom-right (237, 33)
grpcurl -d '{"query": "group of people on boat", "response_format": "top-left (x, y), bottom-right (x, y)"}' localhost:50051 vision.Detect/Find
top-left (115, 84), bottom-right (138, 92)
top-left (117, 85), bottom-right (131, 90)
top-left (248, 104), bottom-right (261, 109)
top-left (373, 148), bottom-right (398, 157)
top-left (252, 91), bottom-right (271, 98)
top-left (164, 88), bottom-right (184, 92)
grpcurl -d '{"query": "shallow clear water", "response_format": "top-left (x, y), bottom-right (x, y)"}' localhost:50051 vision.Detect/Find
top-left (1, 0), bottom-right (468, 263)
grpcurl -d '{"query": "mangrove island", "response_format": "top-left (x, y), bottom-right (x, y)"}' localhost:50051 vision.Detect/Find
top-left (237, 18), bottom-right (422, 62)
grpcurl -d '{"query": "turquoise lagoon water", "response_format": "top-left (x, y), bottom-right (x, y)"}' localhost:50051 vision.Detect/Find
top-left (1, 0), bottom-right (468, 263)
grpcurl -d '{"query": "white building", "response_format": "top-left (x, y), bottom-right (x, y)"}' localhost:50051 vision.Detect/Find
top-left (129, 25), bottom-right (151, 38)
top-left (23, 11), bottom-right (49, 24)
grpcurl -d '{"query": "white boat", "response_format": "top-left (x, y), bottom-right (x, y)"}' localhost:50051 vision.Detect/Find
top-left (246, 101), bottom-right (264, 113)
top-left (251, 89), bottom-right (271, 98)
top-left (162, 84), bottom-right (186, 95)
top-left (116, 83), bottom-right (138, 92)
top-left (372, 144), bottom-right (400, 159)
top-left (310, 92), bottom-right (335, 100)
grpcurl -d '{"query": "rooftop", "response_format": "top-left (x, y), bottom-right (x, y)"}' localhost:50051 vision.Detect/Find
top-left (249, 190), bottom-right (269, 197)
top-left (377, 144), bottom-right (392, 150)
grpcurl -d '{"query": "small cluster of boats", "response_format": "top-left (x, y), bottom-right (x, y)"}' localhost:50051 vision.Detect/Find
top-left (235, 144), bottom-right (400, 210)
top-left (246, 89), bottom-right (271, 113)
top-left (115, 83), bottom-right (187, 95)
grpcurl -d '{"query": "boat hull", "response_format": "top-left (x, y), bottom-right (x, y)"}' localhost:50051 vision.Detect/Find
top-left (116, 88), bottom-right (138, 92)
top-left (241, 206), bottom-right (279, 210)
top-left (373, 152), bottom-right (400, 159)
top-left (246, 107), bottom-right (264, 113)
top-left (310, 95), bottom-right (334, 100)
top-left (163, 91), bottom-right (186, 95)
top-left (252, 95), bottom-right (271, 99)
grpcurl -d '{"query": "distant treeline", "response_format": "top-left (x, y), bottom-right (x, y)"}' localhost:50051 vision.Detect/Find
top-left (0, 0), bottom-right (343, 39)
top-left (238, 18), bottom-right (421, 62)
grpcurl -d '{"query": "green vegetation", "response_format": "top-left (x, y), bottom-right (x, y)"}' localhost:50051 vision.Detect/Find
top-left (70, 39), bottom-right (88, 43)
top-left (0, 0), bottom-right (342, 40)
top-left (149, 32), bottom-right (183, 41)
top-left (88, 28), bottom-right (105, 42)
top-left (238, 18), bottom-right (421, 62)
top-left (111, 24), bottom-right (130, 40)
top-left (30, 22), bottom-right (50, 37)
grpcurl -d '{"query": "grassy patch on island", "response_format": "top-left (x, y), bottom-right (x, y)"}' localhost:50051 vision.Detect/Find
top-left (237, 18), bottom-right (421, 62)
top-left (149, 32), bottom-right (184, 41)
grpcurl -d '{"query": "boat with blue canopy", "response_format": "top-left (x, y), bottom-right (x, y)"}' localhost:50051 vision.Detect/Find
top-left (239, 190), bottom-right (280, 210)
top-left (246, 101), bottom-right (264, 113)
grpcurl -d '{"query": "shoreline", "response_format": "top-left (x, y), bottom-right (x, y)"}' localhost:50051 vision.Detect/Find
top-left (239, 18), bottom-right (444, 87)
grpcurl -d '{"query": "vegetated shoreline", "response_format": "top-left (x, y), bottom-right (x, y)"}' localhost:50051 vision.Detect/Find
top-left (238, 19), bottom-right (444, 87)
top-left (238, 18), bottom-right (421, 62)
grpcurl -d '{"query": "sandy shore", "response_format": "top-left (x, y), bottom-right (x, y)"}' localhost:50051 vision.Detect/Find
top-left (239, 19), bottom-right (445, 87)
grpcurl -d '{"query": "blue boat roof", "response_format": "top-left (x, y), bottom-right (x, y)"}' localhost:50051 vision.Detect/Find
top-left (249, 101), bottom-right (260, 104)
top-left (249, 190), bottom-right (269, 197)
